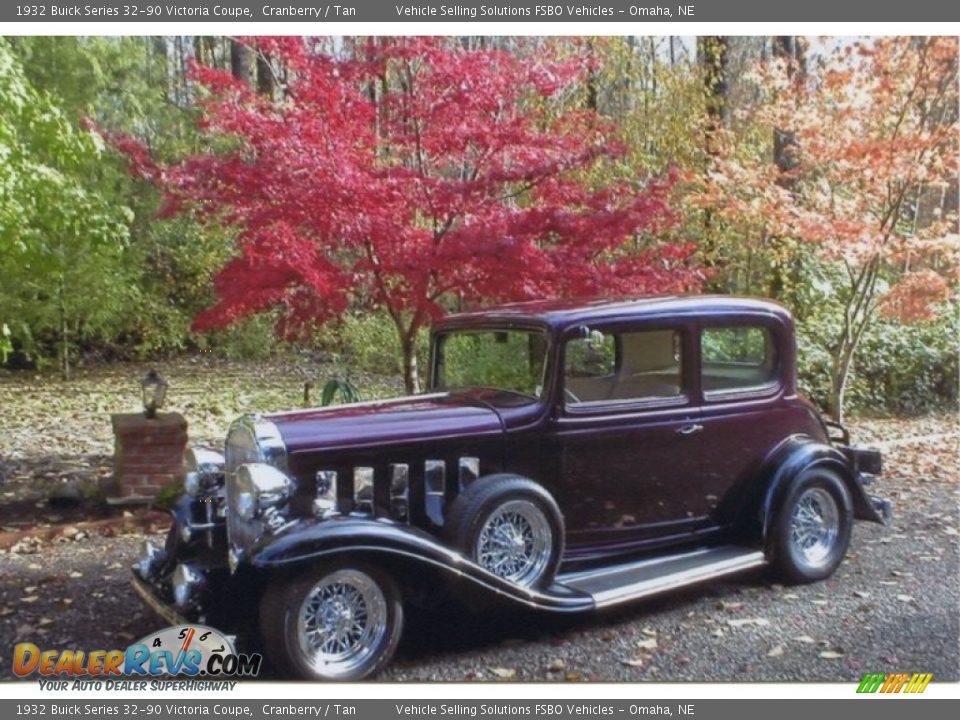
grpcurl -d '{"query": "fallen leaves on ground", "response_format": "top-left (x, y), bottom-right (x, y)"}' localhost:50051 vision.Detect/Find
top-left (727, 617), bottom-right (771, 628)
top-left (0, 358), bottom-right (404, 519)
top-left (636, 637), bottom-right (659, 651)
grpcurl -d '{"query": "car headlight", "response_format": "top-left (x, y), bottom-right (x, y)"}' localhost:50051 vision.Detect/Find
top-left (235, 463), bottom-right (294, 520)
top-left (183, 447), bottom-right (225, 497)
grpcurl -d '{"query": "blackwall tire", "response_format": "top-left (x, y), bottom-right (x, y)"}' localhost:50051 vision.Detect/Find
top-left (769, 469), bottom-right (853, 584)
top-left (259, 562), bottom-right (403, 681)
top-left (446, 474), bottom-right (564, 590)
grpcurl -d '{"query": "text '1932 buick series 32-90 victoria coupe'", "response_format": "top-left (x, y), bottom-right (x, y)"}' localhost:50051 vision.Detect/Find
top-left (132, 296), bottom-right (889, 680)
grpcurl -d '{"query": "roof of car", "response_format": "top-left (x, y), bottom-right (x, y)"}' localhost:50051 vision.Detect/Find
top-left (437, 295), bottom-right (791, 330)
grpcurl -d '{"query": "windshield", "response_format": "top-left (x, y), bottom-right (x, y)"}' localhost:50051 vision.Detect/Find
top-left (433, 329), bottom-right (548, 400)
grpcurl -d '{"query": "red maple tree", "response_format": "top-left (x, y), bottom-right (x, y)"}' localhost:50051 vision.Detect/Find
top-left (129, 37), bottom-right (702, 392)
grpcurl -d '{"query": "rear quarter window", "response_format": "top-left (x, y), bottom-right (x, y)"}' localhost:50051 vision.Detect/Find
top-left (701, 326), bottom-right (778, 395)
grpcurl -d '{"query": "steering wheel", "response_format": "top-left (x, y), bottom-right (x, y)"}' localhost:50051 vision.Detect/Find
top-left (564, 388), bottom-right (581, 404)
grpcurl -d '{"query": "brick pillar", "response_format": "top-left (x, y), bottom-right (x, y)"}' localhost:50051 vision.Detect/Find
top-left (108, 412), bottom-right (188, 501)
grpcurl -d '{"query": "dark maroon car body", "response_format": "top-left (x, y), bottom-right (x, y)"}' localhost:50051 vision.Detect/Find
top-left (132, 296), bottom-right (889, 677)
top-left (264, 297), bottom-right (882, 566)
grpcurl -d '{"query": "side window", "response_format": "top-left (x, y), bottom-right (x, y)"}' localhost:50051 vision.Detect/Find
top-left (566, 330), bottom-right (615, 378)
top-left (565, 328), bottom-right (683, 406)
top-left (701, 326), bottom-right (778, 395)
top-left (613, 329), bottom-right (683, 400)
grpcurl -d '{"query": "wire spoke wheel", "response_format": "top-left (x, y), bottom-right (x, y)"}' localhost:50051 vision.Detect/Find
top-left (475, 499), bottom-right (552, 587)
top-left (789, 487), bottom-right (840, 570)
top-left (296, 569), bottom-right (388, 679)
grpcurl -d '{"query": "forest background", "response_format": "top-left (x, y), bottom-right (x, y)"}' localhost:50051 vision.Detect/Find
top-left (0, 36), bottom-right (956, 421)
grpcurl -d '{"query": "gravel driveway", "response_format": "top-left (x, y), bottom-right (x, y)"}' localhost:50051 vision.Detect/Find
top-left (1, 461), bottom-right (956, 684)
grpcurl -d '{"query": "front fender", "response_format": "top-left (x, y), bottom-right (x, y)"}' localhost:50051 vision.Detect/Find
top-left (742, 435), bottom-right (883, 545)
top-left (247, 516), bottom-right (592, 613)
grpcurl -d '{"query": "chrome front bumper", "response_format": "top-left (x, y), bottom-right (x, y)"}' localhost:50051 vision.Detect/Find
top-left (130, 574), bottom-right (187, 627)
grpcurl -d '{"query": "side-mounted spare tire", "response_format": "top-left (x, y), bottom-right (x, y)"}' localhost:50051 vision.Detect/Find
top-left (446, 474), bottom-right (564, 590)
top-left (768, 468), bottom-right (853, 584)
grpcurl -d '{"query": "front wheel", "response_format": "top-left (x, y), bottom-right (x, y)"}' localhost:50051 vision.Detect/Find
top-left (769, 470), bottom-right (852, 584)
top-left (260, 562), bottom-right (403, 680)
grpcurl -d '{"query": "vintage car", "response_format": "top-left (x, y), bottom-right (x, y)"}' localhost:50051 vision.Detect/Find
top-left (132, 296), bottom-right (888, 680)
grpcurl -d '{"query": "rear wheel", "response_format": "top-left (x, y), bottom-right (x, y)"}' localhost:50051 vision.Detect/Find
top-left (260, 562), bottom-right (403, 680)
top-left (770, 470), bottom-right (852, 584)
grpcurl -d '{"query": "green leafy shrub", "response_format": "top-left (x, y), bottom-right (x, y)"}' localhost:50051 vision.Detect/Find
top-left (321, 377), bottom-right (362, 405)
top-left (152, 481), bottom-right (184, 512)
top-left (333, 312), bottom-right (430, 378)
top-left (212, 315), bottom-right (280, 361)
top-left (797, 304), bottom-right (958, 416)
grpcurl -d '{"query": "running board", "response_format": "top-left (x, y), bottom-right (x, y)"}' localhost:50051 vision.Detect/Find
top-left (556, 546), bottom-right (766, 609)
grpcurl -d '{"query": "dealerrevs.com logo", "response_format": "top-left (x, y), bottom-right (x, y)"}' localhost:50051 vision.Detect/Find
top-left (13, 624), bottom-right (261, 690)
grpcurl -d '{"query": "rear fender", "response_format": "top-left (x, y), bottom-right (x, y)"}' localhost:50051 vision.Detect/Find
top-left (740, 435), bottom-right (882, 546)
top-left (247, 516), bottom-right (592, 613)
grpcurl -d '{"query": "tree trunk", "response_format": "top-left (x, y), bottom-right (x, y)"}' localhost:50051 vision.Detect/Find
top-left (387, 309), bottom-right (423, 396)
top-left (767, 36), bottom-right (807, 301)
top-left (699, 36), bottom-right (730, 142)
top-left (256, 51), bottom-right (274, 97)
top-left (830, 362), bottom-right (847, 424)
top-left (399, 326), bottom-right (421, 395)
top-left (230, 40), bottom-right (255, 87)
top-left (771, 37), bottom-right (805, 185)
top-left (151, 36), bottom-right (169, 87)
top-left (829, 257), bottom-right (881, 422)
top-left (173, 36), bottom-right (186, 105)
top-left (829, 341), bottom-right (857, 424)
top-left (194, 36), bottom-right (207, 65)
top-left (698, 36), bottom-right (729, 288)
top-left (58, 274), bottom-right (70, 381)
top-left (584, 40), bottom-right (598, 111)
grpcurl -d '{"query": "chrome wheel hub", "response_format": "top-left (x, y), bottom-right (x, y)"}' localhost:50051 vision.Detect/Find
top-left (297, 569), bottom-right (387, 678)
top-left (476, 499), bottom-right (552, 587)
top-left (789, 487), bottom-right (840, 569)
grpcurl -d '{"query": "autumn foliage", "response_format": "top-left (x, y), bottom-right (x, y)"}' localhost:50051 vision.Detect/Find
top-left (694, 37), bottom-right (958, 419)
top-left (109, 35), bottom-right (958, 417)
top-left (131, 37), bottom-right (703, 391)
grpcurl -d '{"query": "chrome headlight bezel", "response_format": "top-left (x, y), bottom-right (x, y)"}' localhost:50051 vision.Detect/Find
top-left (183, 447), bottom-right (225, 498)
top-left (234, 462), bottom-right (294, 520)
top-left (224, 417), bottom-right (291, 559)
top-left (225, 416), bottom-right (288, 475)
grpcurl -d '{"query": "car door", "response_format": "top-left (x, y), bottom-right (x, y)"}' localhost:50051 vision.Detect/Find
top-left (696, 316), bottom-right (797, 528)
top-left (550, 318), bottom-right (706, 562)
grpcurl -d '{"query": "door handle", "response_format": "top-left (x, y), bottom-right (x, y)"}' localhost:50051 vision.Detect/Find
top-left (676, 424), bottom-right (703, 435)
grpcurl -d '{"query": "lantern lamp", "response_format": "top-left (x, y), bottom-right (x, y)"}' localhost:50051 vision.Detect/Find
top-left (140, 369), bottom-right (168, 419)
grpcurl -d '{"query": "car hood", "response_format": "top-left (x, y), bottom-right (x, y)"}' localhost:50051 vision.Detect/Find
top-left (266, 392), bottom-right (504, 455)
